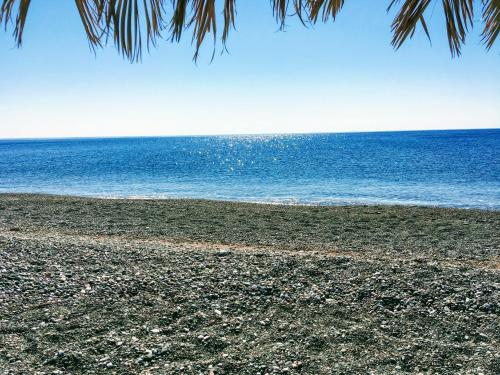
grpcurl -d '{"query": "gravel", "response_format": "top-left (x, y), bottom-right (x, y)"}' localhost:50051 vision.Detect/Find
top-left (0, 194), bottom-right (499, 374)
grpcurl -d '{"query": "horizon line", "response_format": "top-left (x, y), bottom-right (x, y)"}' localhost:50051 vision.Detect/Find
top-left (0, 126), bottom-right (498, 142)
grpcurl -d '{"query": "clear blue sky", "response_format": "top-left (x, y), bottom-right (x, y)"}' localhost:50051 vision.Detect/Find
top-left (1, 1), bottom-right (499, 138)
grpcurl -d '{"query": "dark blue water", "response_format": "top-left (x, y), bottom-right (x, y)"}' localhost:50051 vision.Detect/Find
top-left (0, 129), bottom-right (499, 209)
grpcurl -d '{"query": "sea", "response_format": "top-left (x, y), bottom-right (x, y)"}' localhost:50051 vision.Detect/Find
top-left (0, 129), bottom-right (499, 210)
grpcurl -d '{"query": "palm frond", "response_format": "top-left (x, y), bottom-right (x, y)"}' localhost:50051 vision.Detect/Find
top-left (269, 0), bottom-right (345, 27)
top-left (481, 0), bottom-right (499, 50)
top-left (222, 0), bottom-right (236, 48)
top-left (270, 0), bottom-right (288, 29)
top-left (0, 0), bottom-right (498, 61)
top-left (1, 0), bottom-right (31, 46)
top-left (388, 0), bottom-right (477, 57)
top-left (74, 0), bottom-right (103, 50)
top-left (441, 0), bottom-right (474, 56)
top-left (308, 0), bottom-right (345, 23)
top-left (170, 0), bottom-right (188, 42)
top-left (189, 0), bottom-right (217, 60)
top-left (388, 0), bottom-right (433, 50)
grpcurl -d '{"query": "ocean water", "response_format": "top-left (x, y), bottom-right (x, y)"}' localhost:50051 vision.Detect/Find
top-left (0, 129), bottom-right (499, 209)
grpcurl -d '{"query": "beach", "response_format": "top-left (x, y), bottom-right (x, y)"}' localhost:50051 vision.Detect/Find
top-left (0, 194), bottom-right (499, 374)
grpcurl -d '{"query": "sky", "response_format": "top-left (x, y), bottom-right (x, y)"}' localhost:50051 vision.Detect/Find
top-left (0, 1), bottom-right (499, 138)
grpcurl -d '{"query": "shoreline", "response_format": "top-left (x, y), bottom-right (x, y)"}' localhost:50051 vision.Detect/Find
top-left (1, 194), bottom-right (499, 373)
top-left (1, 192), bottom-right (498, 212)
top-left (1, 194), bottom-right (499, 262)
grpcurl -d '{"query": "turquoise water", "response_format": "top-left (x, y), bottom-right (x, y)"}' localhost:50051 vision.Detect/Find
top-left (0, 129), bottom-right (499, 209)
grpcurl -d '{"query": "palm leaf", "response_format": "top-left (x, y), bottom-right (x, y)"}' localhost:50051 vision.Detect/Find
top-left (388, 0), bottom-right (433, 50)
top-left (481, 0), bottom-right (499, 50)
top-left (1, 0), bottom-right (31, 46)
top-left (1, 0), bottom-right (498, 61)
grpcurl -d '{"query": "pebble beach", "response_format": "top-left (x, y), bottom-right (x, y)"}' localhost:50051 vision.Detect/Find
top-left (0, 194), bottom-right (499, 374)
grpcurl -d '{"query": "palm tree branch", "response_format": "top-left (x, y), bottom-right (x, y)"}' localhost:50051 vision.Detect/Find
top-left (1, 0), bottom-right (498, 61)
top-left (481, 0), bottom-right (500, 49)
top-left (1, 0), bottom-right (31, 46)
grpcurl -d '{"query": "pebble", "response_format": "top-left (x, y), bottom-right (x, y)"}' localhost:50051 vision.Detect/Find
top-left (1, 196), bottom-right (498, 374)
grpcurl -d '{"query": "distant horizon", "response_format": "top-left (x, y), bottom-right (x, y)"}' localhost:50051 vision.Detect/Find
top-left (0, 126), bottom-right (498, 141)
